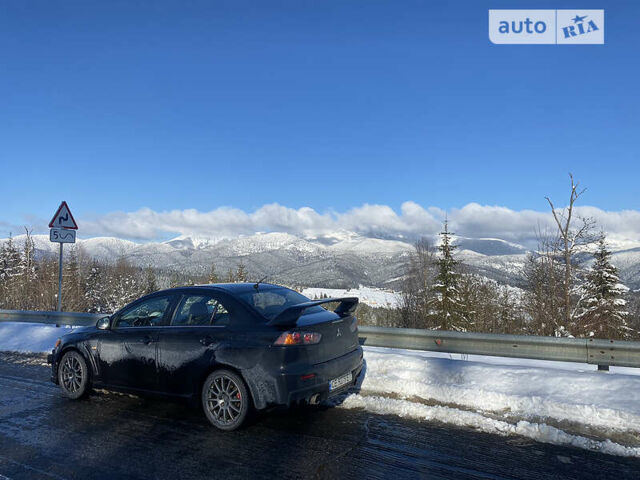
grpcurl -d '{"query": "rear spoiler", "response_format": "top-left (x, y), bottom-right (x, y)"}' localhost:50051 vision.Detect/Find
top-left (268, 297), bottom-right (359, 327)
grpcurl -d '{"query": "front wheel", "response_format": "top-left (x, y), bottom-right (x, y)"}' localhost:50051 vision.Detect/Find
top-left (58, 351), bottom-right (90, 399)
top-left (202, 369), bottom-right (250, 431)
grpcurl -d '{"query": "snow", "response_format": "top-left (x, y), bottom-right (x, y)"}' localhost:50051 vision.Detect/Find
top-left (340, 395), bottom-right (640, 457)
top-left (336, 346), bottom-right (640, 456)
top-left (0, 322), bottom-right (75, 353)
top-left (302, 285), bottom-right (401, 308)
top-left (328, 237), bottom-right (412, 256)
top-left (3, 322), bottom-right (640, 456)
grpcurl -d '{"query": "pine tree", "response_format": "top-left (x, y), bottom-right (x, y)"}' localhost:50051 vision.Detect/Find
top-left (225, 268), bottom-right (236, 283)
top-left (208, 264), bottom-right (220, 284)
top-left (0, 235), bottom-right (21, 308)
top-left (63, 246), bottom-right (85, 312)
top-left (18, 229), bottom-right (37, 309)
top-left (143, 266), bottom-right (158, 294)
top-left (236, 262), bottom-right (248, 282)
top-left (432, 221), bottom-right (467, 331)
top-left (85, 260), bottom-right (107, 313)
top-left (574, 233), bottom-right (631, 339)
top-left (104, 256), bottom-right (141, 312)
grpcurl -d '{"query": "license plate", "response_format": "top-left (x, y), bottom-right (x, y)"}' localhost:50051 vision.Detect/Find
top-left (329, 372), bottom-right (352, 391)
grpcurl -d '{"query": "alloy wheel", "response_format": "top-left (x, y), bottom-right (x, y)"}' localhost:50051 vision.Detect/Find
top-left (58, 351), bottom-right (89, 399)
top-left (61, 354), bottom-right (83, 393)
top-left (206, 374), bottom-right (243, 425)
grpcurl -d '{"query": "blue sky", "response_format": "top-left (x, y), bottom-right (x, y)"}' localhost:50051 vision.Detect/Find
top-left (1, 1), bottom-right (639, 239)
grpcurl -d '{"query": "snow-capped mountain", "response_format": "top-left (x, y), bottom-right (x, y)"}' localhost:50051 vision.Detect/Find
top-left (2, 232), bottom-right (640, 290)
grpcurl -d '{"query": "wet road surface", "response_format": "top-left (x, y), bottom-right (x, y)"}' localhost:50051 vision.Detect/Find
top-left (0, 353), bottom-right (638, 480)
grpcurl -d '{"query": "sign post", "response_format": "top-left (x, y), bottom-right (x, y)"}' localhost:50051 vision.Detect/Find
top-left (57, 243), bottom-right (63, 312)
top-left (49, 201), bottom-right (78, 312)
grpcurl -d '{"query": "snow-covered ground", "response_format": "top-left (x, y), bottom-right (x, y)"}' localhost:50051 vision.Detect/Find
top-left (0, 322), bottom-right (75, 353)
top-left (302, 285), bottom-right (400, 308)
top-left (338, 347), bottom-right (640, 457)
top-left (2, 322), bottom-right (640, 456)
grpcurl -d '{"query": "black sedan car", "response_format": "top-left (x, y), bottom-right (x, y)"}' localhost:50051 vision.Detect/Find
top-left (48, 283), bottom-right (363, 430)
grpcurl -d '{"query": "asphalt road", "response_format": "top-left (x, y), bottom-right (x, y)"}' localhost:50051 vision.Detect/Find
top-left (0, 353), bottom-right (638, 480)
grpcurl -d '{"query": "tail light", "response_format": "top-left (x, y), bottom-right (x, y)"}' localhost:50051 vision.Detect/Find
top-left (274, 331), bottom-right (322, 346)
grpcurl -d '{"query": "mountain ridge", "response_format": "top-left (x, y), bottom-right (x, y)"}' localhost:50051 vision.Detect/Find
top-left (2, 232), bottom-right (639, 290)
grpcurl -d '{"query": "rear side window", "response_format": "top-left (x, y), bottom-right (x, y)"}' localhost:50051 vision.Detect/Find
top-left (237, 287), bottom-right (323, 320)
top-left (172, 294), bottom-right (231, 326)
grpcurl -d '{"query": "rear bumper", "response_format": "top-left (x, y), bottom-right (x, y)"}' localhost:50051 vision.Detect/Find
top-left (274, 347), bottom-right (364, 407)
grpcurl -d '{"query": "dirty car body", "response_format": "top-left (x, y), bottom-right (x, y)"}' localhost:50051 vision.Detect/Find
top-left (48, 283), bottom-right (363, 429)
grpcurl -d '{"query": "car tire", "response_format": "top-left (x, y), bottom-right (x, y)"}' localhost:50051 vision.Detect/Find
top-left (58, 351), bottom-right (90, 400)
top-left (202, 369), bottom-right (250, 431)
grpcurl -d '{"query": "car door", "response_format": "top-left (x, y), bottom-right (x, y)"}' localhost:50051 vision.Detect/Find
top-left (157, 292), bottom-right (232, 396)
top-left (97, 294), bottom-right (176, 392)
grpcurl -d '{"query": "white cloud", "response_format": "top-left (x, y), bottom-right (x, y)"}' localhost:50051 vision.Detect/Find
top-left (39, 202), bottom-right (640, 249)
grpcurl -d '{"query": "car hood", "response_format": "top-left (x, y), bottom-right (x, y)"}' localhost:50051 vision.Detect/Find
top-left (61, 326), bottom-right (98, 339)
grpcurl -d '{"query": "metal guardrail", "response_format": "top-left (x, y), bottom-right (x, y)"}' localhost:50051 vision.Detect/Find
top-left (2, 309), bottom-right (640, 369)
top-left (0, 309), bottom-right (103, 327)
top-left (358, 326), bottom-right (588, 363)
top-left (358, 326), bottom-right (640, 369)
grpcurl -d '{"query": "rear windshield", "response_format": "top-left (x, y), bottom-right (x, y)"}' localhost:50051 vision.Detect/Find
top-left (237, 287), bottom-right (324, 320)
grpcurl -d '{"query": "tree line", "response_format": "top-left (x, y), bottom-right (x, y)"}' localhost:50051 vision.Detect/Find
top-left (0, 231), bottom-right (250, 314)
top-left (397, 175), bottom-right (640, 340)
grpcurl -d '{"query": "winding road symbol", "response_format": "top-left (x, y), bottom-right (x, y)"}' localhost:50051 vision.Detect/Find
top-left (50, 227), bottom-right (76, 243)
top-left (48, 201), bottom-right (78, 230)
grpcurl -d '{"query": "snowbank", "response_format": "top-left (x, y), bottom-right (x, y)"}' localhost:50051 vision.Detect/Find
top-left (336, 346), bottom-right (640, 456)
top-left (0, 322), bottom-right (74, 353)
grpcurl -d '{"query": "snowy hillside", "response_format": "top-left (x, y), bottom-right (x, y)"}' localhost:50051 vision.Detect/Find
top-left (302, 286), bottom-right (401, 308)
top-left (3, 231), bottom-right (640, 290)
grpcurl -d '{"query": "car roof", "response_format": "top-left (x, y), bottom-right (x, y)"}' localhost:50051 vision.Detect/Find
top-left (154, 282), bottom-right (285, 296)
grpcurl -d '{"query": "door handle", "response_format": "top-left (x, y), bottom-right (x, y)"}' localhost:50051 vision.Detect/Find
top-left (139, 336), bottom-right (155, 345)
top-left (200, 336), bottom-right (214, 346)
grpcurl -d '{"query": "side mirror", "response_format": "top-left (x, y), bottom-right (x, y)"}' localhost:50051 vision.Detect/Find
top-left (97, 316), bottom-right (111, 330)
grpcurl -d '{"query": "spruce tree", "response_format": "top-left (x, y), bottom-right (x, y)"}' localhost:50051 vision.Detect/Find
top-left (208, 264), bottom-right (220, 283)
top-left (63, 246), bottom-right (84, 312)
top-left (225, 268), bottom-right (236, 283)
top-left (17, 230), bottom-right (37, 309)
top-left (432, 221), bottom-right (466, 331)
top-left (143, 266), bottom-right (158, 294)
top-left (575, 233), bottom-right (631, 339)
top-left (85, 260), bottom-right (107, 313)
top-left (0, 235), bottom-right (21, 308)
top-left (236, 263), bottom-right (248, 282)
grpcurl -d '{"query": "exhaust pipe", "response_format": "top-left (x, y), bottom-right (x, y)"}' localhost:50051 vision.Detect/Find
top-left (309, 394), bottom-right (321, 405)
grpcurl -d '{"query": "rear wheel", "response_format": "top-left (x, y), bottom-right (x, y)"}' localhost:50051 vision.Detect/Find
top-left (202, 369), bottom-right (249, 431)
top-left (58, 351), bottom-right (90, 399)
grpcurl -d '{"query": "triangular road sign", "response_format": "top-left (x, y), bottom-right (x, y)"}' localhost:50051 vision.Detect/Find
top-left (49, 201), bottom-right (78, 229)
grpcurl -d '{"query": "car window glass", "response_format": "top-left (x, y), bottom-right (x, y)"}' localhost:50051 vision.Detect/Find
top-left (213, 301), bottom-right (231, 326)
top-left (238, 287), bottom-right (323, 320)
top-left (172, 295), bottom-right (231, 326)
top-left (115, 296), bottom-right (171, 328)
